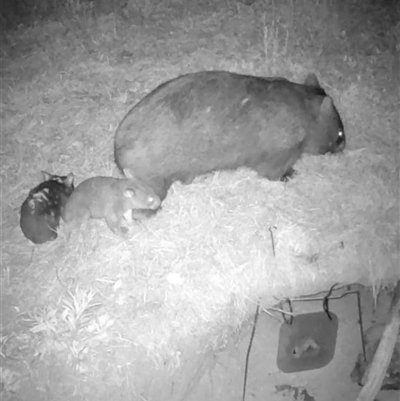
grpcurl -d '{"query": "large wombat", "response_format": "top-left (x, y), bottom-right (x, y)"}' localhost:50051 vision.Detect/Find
top-left (115, 71), bottom-right (345, 200)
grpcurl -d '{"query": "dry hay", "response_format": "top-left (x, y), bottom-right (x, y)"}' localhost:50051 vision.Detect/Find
top-left (5, 138), bottom-right (399, 376)
top-left (1, 2), bottom-right (399, 398)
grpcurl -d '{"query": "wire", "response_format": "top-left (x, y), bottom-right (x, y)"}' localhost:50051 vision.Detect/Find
top-left (322, 282), bottom-right (339, 320)
top-left (242, 301), bottom-right (261, 401)
top-left (280, 298), bottom-right (294, 325)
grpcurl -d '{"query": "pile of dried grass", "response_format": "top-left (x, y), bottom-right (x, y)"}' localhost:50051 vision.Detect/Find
top-left (48, 143), bottom-right (398, 374)
top-left (1, 2), bottom-right (398, 398)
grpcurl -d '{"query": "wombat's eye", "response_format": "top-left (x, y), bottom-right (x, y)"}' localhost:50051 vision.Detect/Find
top-left (338, 131), bottom-right (344, 138)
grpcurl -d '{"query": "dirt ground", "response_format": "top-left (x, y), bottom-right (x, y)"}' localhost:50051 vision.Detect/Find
top-left (2, 284), bottom-right (400, 401)
top-left (184, 285), bottom-right (399, 401)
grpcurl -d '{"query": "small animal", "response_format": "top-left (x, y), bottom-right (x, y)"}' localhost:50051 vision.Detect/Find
top-left (63, 176), bottom-right (161, 235)
top-left (114, 70), bottom-right (345, 201)
top-left (20, 171), bottom-right (75, 244)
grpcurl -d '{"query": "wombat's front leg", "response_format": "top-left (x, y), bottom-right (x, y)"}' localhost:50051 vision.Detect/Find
top-left (105, 214), bottom-right (128, 236)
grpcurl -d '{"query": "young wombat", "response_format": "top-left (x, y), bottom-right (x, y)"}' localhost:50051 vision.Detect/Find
top-left (20, 171), bottom-right (75, 244)
top-left (114, 70), bottom-right (345, 201)
top-left (63, 176), bottom-right (161, 235)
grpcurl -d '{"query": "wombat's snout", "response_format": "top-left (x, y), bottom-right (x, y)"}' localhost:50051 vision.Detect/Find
top-left (335, 130), bottom-right (346, 152)
top-left (147, 194), bottom-right (161, 210)
top-left (328, 130), bottom-right (345, 154)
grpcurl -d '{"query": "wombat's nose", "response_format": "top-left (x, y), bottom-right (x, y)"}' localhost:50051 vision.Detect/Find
top-left (336, 131), bottom-right (346, 152)
top-left (148, 196), bottom-right (161, 209)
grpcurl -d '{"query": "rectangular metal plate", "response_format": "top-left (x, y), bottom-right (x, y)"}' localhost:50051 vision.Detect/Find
top-left (277, 311), bottom-right (338, 373)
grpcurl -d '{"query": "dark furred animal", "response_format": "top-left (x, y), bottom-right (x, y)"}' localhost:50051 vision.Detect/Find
top-left (64, 177), bottom-right (161, 235)
top-left (20, 172), bottom-right (75, 244)
top-left (114, 70), bottom-right (345, 201)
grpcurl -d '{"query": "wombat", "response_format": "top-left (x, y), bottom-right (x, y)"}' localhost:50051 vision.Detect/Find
top-left (20, 171), bottom-right (75, 244)
top-left (63, 176), bottom-right (161, 235)
top-left (114, 70), bottom-right (345, 201)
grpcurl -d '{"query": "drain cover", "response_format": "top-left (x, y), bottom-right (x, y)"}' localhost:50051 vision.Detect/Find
top-left (277, 311), bottom-right (338, 373)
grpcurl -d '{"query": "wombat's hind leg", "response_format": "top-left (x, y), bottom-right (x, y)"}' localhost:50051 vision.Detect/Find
top-left (63, 220), bottom-right (79, 241)
top-left (105, 214), bottom-right (128, 236)
top-left (254, 161), bottom-right (286, 181)
top-left (255, 144), bottom-right (303, 181)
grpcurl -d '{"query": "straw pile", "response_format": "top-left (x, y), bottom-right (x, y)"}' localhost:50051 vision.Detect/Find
top-left (1, 1), bottom-right (398, 398)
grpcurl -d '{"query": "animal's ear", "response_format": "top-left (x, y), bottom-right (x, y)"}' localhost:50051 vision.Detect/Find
top-left (320, 96), bottom-right (334, 116)
top-left (123, 189), bottom-right (135, 198)
top-left (64, 173), bottom-right (75, 187)
top-left (41, 171), bottom-right (53, 181)
top-left (123, 168), bottom-right (134, 178)
top-left (304, 73), bottom-right (320, 88)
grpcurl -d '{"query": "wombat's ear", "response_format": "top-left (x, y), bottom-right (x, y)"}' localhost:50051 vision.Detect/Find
top-left (41, 171), bottom-right (53, 181)
top-left (123, 189), bottom-right (135, 198)
top-left (320, 96), bottom-right (334, 116)
top-left (123, 168), bottom-right (134, 179)
top-left (304, 73), bottom-right (320, 88)
top-left (64, 173), bottom-right (74, 187)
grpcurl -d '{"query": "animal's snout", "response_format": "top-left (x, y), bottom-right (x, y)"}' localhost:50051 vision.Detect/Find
top-left (335, 130), bottom-right (346, 152)
top-left (148, 195), bottom-right (161, 209)
top-left (329, 130), bottom-right (345, 153)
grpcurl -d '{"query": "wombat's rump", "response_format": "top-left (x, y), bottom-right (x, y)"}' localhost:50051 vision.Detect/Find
top-left (64, 176), bottom-right (161, 235)
top-left (20, 172), bottom-right (75, 244)
top-left (115, 71), bottom-right (345, 200)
